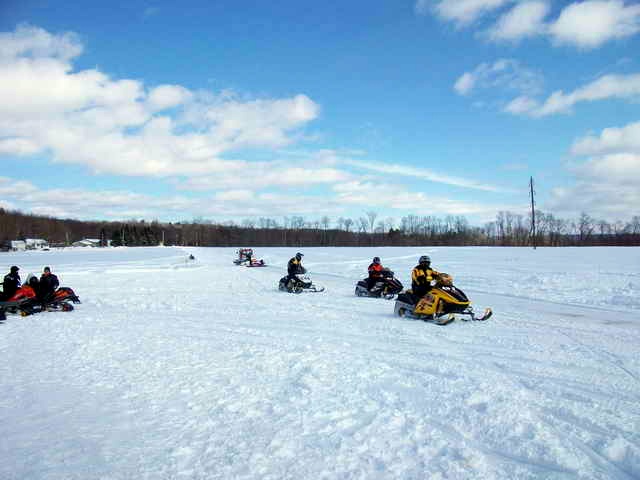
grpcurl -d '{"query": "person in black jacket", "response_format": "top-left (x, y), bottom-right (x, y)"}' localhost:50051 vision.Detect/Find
top-left (286, 252), bottom-right (305, 289)
top-left (39, 266), bottom-right (59, 302)
top-left (2, 266), bottom-right (21, 300)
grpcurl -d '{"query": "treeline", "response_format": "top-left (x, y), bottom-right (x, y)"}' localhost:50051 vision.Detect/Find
top-left (1, 207), bottom-right (639, 248)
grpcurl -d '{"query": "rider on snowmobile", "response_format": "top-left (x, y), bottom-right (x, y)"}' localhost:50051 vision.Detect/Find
top-left (366, 256), bottom-right (385, 291)
top-left (411, 255), bottom-right (440, 300)
top-left (286, 252), bottom-right (305, 288)
top-left (2, 266), bottom-right (21, 301)
top-left (39, 266), bottom-right (59, 302)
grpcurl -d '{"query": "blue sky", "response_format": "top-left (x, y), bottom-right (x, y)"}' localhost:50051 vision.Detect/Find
top-left (0, 0), bottom-right (639, 226)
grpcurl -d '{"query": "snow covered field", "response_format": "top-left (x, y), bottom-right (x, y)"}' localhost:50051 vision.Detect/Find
top-left (1, 246), bottom-right (639, 480)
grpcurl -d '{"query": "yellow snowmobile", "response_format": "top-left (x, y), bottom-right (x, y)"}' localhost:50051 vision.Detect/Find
top-left (393, 273), bottom-right (492, 325)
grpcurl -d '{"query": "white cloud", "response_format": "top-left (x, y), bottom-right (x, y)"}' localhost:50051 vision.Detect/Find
top-left (0, 176), bottom-right (39, 196)
top-left (345, 159), bottom-right (506, 192)
top-left (180, 166), bottom-right (350, 191)
top-left (0, 25), bottom-right (320, 178)
top-left (426, 0), bottom-right (640, 48)
top-left (571, 121), bottom-right (640, 155)
top-left (506, 73), bottom-right (640, 117)
top-left (574, 153), bottom-right (640, 184)
top-left (0, 137), bottom-right (41, 155)
top-left (214, 190), bottom-right (255, 202)
top-left (332, 181), bottom-right (502, 215)
top-left (420, 0), bottom-right (513, 26)
top-left (503, 95), bottom-right (540, 114)
top-left (487, 1), bottom-right (549, 42)
top-left (454, 59), bottom-right (544, 97)
top-left (147, 85), bottom-right (193, 112)
top-left (0, 24), bottom-right (82, 61)
top-left (454, 72), bottom-right (476, 95)
top-left (547, 155), bottom-right (640, 217)
top-left (549, 0), bottom-right (640, 49)
top-left (548, 121), bottom-right (640, 217)
top-left (0, 175), bottom-right (344, 220)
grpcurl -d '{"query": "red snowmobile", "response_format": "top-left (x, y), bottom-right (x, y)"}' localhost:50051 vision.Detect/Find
top-left (0, 284), bottom-right (81, 320)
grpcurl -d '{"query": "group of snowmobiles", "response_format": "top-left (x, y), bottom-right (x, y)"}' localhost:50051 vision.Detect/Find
top-left (0, 267), bottom-right (81, 322)
top-left (271, 252), bottom-right (491, 325)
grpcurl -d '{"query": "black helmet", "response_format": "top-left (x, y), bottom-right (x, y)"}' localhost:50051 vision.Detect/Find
top-left (10, 265), bottom-right (19, 273)
top-left (373, 256), bottom-right (381, 264)
top-left (295, 252), bottom-right (303, 261)
top-left (419, 255), bottom-right (431, 264)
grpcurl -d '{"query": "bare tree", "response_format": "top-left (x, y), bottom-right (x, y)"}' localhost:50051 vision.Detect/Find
top-left (290, 216), bottom-right (305, 229)
top-left (366, 211), bottom-right (378, 234)
top-left (358, 217), bottom-right (369, 233)
top-left (385, 217), bottom-right (395, 232)
top-left (343, 218), bottom-right (354, 232)
top-left (576, 212), bottom-right (594, 244)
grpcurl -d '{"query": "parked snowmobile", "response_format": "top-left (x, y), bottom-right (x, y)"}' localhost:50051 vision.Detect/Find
top-left (233, 248), bottom-right (254, 265)
top-left (355, 268), bottom-right (403, 299)
top-left (0, 283), bottom-right (38, 317)
top-left (0, 285), bottom-right (81, 319)
top-left (394, 273), bottom-right (491, 325)
top-left (42, 287), bottom-right (81, 312)
top-left (278, 268), bottom-right (325, 293)
top-left (233, 248), bottom-right (266, 267)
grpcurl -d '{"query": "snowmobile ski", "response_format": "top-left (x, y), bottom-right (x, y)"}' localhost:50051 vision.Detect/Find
top-left (278, 275), bottom-right (325, 294)
top-left (464, 307), bottom-right (492, 321)
top-left (432, 313), bottom-right (456, 326)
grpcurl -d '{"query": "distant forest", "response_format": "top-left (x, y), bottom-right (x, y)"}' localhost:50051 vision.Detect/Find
top-left (1, 207), bottom-right (639, 248)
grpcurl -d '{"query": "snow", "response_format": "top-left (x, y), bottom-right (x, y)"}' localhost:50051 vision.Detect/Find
top-left (1, 246), bottom-right (639, 479)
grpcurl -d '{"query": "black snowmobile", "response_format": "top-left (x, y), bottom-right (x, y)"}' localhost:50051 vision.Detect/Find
top-left (355, 268), bottom-right (403, 299)
top-left (278, 268), bottom-right (325, 293)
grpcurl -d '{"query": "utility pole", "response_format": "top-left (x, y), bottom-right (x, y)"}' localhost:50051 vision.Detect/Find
top-left (530, 176), bottom-right (536, 250)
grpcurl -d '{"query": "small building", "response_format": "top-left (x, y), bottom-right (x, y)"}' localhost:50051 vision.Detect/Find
top-left (10, 240), bottom-right (26, 251)
top-left (25, 238), bottom-right (49, 250)
top-left (72, 238), bottom-right (102, 247)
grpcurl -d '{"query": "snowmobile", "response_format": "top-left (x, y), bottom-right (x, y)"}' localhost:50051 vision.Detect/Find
top-left (355, 268), bottom-right (403, 299)
top-left (0, 282), bottom-right (39, 318)
top-left (0, 284), bottom-right (81, 319)
top-left (246, 258), bottom-right (266, 268)
top-left (233, 248), bottom-right (254, 265)
top-left (42, 287), bottom-right (82, 312)
top-left (278, 268), bottom-right (325, 293)
top-left (233, 248), bottom-right (266, 267)
top-left (393, 273), bottom-right (492, 325)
